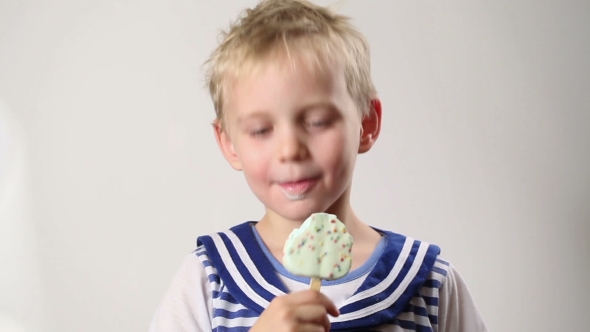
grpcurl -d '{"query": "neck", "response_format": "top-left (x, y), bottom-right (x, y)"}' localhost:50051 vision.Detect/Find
top-left (254, 192), bottom-right (383, 270)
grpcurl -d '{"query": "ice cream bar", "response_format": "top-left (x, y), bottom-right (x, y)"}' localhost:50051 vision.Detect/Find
top-left (282, 213), bottom-right (353, 290)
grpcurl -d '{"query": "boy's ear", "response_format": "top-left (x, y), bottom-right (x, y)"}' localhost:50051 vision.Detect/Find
top-left (358, 98), bottom-right (382, 154)
top-left (213, 120), bottom-right (243, 171)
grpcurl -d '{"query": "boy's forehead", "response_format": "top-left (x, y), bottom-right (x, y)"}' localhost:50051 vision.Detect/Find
top-left (232, 50), bottom-right (341, 84)
top-left (226, 57), bottom-right (343, 106)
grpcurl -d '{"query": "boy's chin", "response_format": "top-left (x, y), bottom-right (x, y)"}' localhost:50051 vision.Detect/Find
top-left (267, 203), bottom-right (325, 222)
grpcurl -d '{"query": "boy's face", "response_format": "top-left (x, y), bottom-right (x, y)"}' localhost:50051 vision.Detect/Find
top-left (215, 57), bottom-right (381, 222)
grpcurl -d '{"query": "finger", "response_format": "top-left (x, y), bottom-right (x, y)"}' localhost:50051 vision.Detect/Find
top-left (323, 296), bottom-right (339, 318)
top-left (297, 323), bottom-right (325, 332)
top-left (294, 304), bottom-right (331, 331)
top-left (287, 290), bottom-right (340, 317)
top-left (294, 304), bottom-right (326, 321)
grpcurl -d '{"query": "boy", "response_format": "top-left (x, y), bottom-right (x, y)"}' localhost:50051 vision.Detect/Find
top-left (150, 0), bottom-right (488, 331)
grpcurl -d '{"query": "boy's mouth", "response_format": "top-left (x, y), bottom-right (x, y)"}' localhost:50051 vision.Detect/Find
top-left (277, 177), bottom-right (319, 199)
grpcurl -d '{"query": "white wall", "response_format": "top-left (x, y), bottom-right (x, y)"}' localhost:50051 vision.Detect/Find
top-left (0, 0), bottom-right (588, 331)
top-left (0, 100), bottom-right (42, 332)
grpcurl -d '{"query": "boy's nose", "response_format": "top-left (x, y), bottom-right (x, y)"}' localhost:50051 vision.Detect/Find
top-left (277, 130), bottom-right (309, 162)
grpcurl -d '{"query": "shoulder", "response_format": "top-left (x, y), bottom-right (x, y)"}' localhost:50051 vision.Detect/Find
top-left (170, 245), bottom-right (218, 279)
top-left (393, 256), bottom-right (487, 332)
top-left (434, 258), bottom-right (489, 332)
top-left (158, 244), bottom-right (226, 306)
top-left (374, 229), bottom-right (487, 331)
top-left (164, 247), bottom-right (220, 300)
top-left (148, 249), bottom-right (218, 332)
top-left (429, 256), bottom-right (452, 285)
top-left (193, 244), bottom-right (221, 284)
top-left (435, 258), bottom-right (475, 298)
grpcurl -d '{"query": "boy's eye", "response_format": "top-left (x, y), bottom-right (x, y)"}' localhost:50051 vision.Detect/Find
top-left (250, 127), bottom-right (272, 137)
top-left (306, 118), bottom-right (332, 128)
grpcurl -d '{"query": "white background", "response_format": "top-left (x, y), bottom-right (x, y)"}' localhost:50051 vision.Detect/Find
top-left (1, 0), bottom-right (589, 331)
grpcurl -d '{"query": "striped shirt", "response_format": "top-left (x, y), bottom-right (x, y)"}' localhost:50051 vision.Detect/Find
top-left (150, 222), bottom-right (487, 332)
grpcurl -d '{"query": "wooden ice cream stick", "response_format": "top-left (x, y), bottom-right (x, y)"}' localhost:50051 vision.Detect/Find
top-left (310, 277), bottom-right (322, 291)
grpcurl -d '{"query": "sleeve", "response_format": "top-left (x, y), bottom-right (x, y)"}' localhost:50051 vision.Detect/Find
top-left (437, 263), bottom-right (488, 332)
top-left (149, 252), bottom-right (214, 332)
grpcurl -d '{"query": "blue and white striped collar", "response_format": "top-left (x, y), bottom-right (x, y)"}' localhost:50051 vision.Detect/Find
top-left (197, 222), bottom-right (441, 329)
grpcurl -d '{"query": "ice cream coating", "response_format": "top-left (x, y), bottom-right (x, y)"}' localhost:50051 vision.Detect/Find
top-left (282, 213), bottom-right (353, 280)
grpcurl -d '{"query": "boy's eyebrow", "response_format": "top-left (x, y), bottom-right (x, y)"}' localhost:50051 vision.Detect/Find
top-left (236, 111), bottom-right (269, 124)
top-left (299, 101), bottom-right (340, 114)
top-left (236, 101), bottom-right (340, 123)
top-left (306, 101), bottom-right (336, 109)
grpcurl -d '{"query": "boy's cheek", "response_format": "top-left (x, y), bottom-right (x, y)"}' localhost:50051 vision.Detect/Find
top-left (242, 164), bottom-right (271, 189)
top-left (239, 151), bottom-right (269, 174)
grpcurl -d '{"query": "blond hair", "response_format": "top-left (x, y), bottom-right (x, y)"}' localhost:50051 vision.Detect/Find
top-left (204, 0), bottom-right (376, 126)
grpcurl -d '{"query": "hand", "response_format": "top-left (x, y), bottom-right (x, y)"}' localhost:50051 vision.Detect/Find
top-left (250, 290), bottom-right (340, 332)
